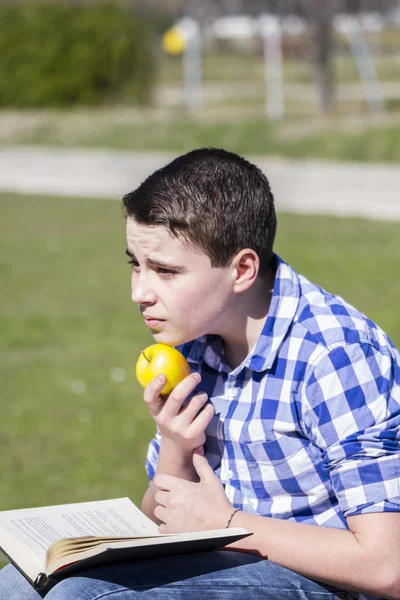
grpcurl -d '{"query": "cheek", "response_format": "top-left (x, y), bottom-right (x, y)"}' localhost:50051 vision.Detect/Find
top-left (171, 280), bottom-right (226, 321)
top-left (163, 283), bottom-right (205, 323)
top-left (170, 285), bottom-right (199, 311)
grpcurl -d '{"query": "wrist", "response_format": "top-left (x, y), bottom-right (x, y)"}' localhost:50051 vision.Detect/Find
top-left (159, 438), bottom-right (195, 460)
top-left (225, 507), bottom-right (241, 529)
top-left (157, 442), bottom-right (198, 480)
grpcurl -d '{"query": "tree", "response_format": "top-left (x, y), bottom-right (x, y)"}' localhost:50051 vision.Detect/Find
top-left (304, 0), bottom-right (335, 113)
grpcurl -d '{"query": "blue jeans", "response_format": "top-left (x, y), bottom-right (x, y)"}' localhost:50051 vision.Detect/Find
top-left (0, 553), bottom-right (352, 599)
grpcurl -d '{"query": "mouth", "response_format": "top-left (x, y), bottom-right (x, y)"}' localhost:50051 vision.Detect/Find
top-left (144, 317), bottom-right (165, 328)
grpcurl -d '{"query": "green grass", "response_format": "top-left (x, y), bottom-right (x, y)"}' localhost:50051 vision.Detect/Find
top-left (1, 192), bottom-right (399, 567)
top-left (5, 116), bottom-right (400, 163)
top-left (0, 194), bottom-right (156, 510)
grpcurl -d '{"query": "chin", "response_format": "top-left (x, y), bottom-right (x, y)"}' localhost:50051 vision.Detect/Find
top-left (151, 331), bottom-right (178, 345)
top-left (152, 330), bottom-right (192, 347)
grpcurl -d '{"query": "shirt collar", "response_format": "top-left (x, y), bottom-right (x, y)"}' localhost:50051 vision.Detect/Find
top-left (183, 254), bottom-right (300, 373)
top-left (246, 254), bottom-right (300, 371)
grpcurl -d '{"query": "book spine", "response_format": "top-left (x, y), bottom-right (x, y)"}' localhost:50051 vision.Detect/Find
top-left (34, 573), bottom-right (49, 589)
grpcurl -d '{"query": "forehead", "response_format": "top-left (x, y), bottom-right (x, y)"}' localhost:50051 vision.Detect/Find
top-left (126, 218), bottom-right (175, 250)
top-left (126, 217), bottom-right (209, 264)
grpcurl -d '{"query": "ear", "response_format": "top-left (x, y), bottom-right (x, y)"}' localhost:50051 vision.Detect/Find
top-left (231, 249), bottom-right (260, 294)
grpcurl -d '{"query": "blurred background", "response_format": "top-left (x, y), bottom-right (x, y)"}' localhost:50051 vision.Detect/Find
top-left (0, 0), bottom-right (399, 566)
top-left (1, 0), bottom-right (400, 151)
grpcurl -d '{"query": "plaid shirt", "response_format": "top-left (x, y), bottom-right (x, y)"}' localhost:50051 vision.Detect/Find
top-left (146, 254), bottom-right (400, 600)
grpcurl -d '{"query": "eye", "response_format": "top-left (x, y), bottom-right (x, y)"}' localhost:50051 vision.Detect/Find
top-left (127, 259), bottom-right (140, 272)
top-left (157, 267), bottom-right (176, 278)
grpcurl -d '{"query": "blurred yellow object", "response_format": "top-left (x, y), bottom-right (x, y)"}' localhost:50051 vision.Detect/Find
top-left (162, 27), bottom-right (186, 55)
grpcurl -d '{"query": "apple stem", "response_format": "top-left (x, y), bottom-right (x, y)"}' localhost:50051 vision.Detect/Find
top-left (141, 348), bottom-right (150, 363)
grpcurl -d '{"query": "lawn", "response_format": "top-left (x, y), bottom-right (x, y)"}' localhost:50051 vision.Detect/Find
top-left (1, 192), bottom-right (399, 567)
top-left (3, 113), bottom-right (400, 163)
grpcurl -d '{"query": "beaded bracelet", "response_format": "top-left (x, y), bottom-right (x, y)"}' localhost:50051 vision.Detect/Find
top-left (225, 507), bottom-right (241, 529)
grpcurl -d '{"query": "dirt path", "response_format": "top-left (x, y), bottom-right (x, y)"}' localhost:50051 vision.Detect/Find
top-left (1, 146), bottom-right (399, 221)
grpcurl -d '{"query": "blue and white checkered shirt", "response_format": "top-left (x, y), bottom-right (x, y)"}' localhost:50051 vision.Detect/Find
top-left (146, 254), bottom-right (400, 600)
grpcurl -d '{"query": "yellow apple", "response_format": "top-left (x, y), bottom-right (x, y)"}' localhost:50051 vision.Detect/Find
top-left (136, 343), bottom-right (191, 396)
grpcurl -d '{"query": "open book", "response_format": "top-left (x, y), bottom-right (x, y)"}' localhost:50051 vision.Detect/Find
top-left (0, 497), bottom-right (250, 592)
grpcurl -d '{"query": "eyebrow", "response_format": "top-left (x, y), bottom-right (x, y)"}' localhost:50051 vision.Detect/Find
top-left (125, 249), bottom-right (186, 272)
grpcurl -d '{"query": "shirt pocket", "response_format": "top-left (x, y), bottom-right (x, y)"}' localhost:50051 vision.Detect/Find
top-left (238, 436), bottom-right (326, 517)
top-left (242, 435), bottom-right (311, 467)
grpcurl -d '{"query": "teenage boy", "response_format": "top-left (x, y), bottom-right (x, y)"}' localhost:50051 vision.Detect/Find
top-left (0, 148), bottom-right (399, 600)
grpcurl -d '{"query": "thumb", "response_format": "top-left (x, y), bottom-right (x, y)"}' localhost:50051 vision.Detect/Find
top-left (193, 451), bottom-right (215, 482)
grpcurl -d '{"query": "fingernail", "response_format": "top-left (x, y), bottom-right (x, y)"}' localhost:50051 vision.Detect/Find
top-left (193, 373), bottom-right (201, 382)
top-left (156, 374), bottom-right (166, 383)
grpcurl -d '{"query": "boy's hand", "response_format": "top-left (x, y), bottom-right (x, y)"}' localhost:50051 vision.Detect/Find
top-left (154, 450), bottom-right (234, 533)
top-left (143, 373), bottom-right (214, 453)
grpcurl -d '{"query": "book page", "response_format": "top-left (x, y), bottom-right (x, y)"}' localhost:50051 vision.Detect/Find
top-left (0, 498), bottom-right (158, 565)
top-left (47, 527), bottom-right (251, 577)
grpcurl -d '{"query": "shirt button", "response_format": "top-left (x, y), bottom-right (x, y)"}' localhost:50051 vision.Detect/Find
top-left (226, 469), bottom-right (234, 479)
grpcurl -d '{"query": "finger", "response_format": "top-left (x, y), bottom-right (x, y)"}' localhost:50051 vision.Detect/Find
top-left (158, 523), bottom-right (168, 534)
top-left (154, 473), bottom-right (181, 491)
top-left (161, 373), bottom-right (201, 419)
top-left (177, 392), bottom-right (209, 423)
top-left (154, 490), bottom-right (169, 507)
top-left (187, 402), bottom-right (215, 439)
top-left (143, 374), bottom-right (168, 416)
top-left (154, 504), bottom-right (167, 523)
top-left (193, 451), bottom-right (217, 483)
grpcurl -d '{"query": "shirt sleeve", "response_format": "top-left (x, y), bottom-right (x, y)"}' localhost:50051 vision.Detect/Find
top-left (143, 342), bottom-right (196, 485)
top-left (145, 427), bottom-right (162, 484)
top-left (301, 342), bottom-right (400, 517)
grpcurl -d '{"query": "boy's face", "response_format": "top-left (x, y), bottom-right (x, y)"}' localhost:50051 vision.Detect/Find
top-left (126, 217), bottom-right (235, 346)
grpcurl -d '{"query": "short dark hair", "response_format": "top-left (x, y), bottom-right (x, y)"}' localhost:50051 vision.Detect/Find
top-left (122, 148), bottom-right (277, 278)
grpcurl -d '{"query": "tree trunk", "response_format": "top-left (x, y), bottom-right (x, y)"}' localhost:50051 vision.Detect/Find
top-left (308, 0), bottom-right (335, 113)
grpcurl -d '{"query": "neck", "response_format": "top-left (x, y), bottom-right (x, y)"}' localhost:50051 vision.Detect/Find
top-left (221, 273), bottom-right (275, 370)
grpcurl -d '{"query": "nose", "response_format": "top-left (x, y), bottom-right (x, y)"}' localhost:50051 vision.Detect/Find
top-left (131, 272), bottom-right (156, 305)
